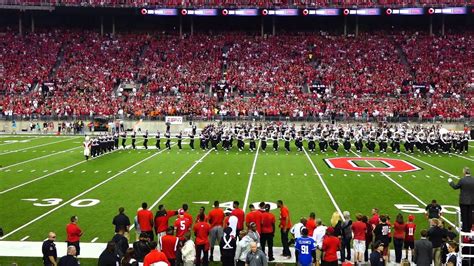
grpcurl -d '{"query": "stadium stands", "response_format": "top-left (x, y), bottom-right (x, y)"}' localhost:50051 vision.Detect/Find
top-left (0, 30), bottom-right (473, 119)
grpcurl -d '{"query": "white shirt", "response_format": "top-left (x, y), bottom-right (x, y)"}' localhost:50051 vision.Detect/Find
top-left (290, 222), bottom-right (305, 239)
top-left (228, 215), bottom-right (238, 237)
top-left (312, 225), bottom-right (327, 249)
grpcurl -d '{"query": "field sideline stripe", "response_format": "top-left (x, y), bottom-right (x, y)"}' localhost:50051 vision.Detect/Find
top-left (400, 152), bottom-right (459, 179)
top-left (0, 137), bottom-right (79, 156)
top-left (303, 147), bottom-right (345, 221)
top-left (0, 139), bottom-right (146, 194)
top-left (243, 140), bottom-right (261, 213)
top-left (129, 146), bottom-right (212, 230)
top-left (1, 146), bottom-right (82, 170)
top-left (0, 141), bottom-right (169, 240)
top-left (350, 150), bottom-right (457, 229)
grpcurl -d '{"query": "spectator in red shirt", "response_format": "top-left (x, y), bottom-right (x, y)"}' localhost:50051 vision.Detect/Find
top-left (137, 202), bottom-right (154, 241)
top-left (369, 208), bottom-right (380, 230)
top-left (306, 212), bottom-right (317, 238)
top-left (277, 200), bottom-right (292, 258)
top-left (404, 214), bottom-right (416, 262)
top-left (393, 213), bottom-right (406, 263)
top-left (322, 226), bottom-right (340, 266)
top-left (174, 209), bottom-right (192, 241)
top-left (208, 200), bottom-right (224, 262)
top-left (260, 203), bottom-right (275, 261)
top-left (144, 241), bottom-right (170, 266)
top-left (231, 201), bottom-right (245, 236)
top-left (352, 213), bottom-right (367, 264)
top-left (194, 213), bottom-right (210, 266)
top-left (245, 204), bottom-right (262, 234)
top-left (66, 216), bottom-right (82, 256)
top-left (154, 205), bottom-right (178, 239)
top-left (159, 226), bottom-right (179, 266)
top-left (181, 203), bottom-right (193, 223)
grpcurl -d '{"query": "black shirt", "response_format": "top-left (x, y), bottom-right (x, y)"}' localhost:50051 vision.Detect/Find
top-left (425, 203), bottom-right (442, 219)
top-left (428, 226), bottom-right (447, 248)
top-left (98, 250), bottom-right (120, 266)
top-left (370, 251), bottom-right (385, 266)
top-left (42, 240), bottom-right (57, 266)
top-left (58, 255), bottom-right (79, 266)
top-left (112, 213), bottom-right (131, 233)
top-left (374, 223), bottom-right (391, 245)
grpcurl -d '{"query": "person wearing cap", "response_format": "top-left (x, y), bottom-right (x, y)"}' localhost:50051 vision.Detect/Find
top-left (208, 201), bottom-right (225, 262)
top-left (448, 167), bottom-right (474, 232)
top-left (295, 228), bottom-right (316, 266)
top-left (159, 226), bottom-right (179, 266)
top-left (245, 241), bottom-right (268, 266)
top-left (42, 232), bottom-right (57, 266)
top-left (174, 209), bottom-right (192, 241)
top-left (133, 232), bottom-right (151, 263)
top-left (321, 226), bottom-right (340, 266)
top-left (404, 214), bottom-right (416, 261)
top-left (414, 229), bottom-right (433, 266)
top-left (231, 201), bottom-right (245, 236)
top-left (220, 227), bottom-right (237, 266)
top-left (143, 241), bottom-right (171, 266)
top-left (369, 241), bottom-right (385, 266)
top-left (224, 208), bottom-right (238, 237)
top-left (260, 204), bottom-right (275, 261)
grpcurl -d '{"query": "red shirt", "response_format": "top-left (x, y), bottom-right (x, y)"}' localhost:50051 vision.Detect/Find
top-left (405, 223), bottom-right (416, 242)
top-left (160, 234), bottom-right (179, 259)
top-left (208, 208), bottom-right (224, 228)
top-left (246, 210), bottom-right (262, 233)
top-left (184, 212), bottom-right (193, 223)
top-left (193, 221), bottom-right (210, 246)
top-left (155, 210), bottom-right (177, 233)
top-left (352, 221), bottom-right (367, 241)
top-left (144, 250), bottom-right (170, 266)
top-left (138, 209), bottom-right (154, 232)
top-left (279, 206), bottom-right (292, 229)
top-left (306, 218), bottom-right (316, 237)
top-left (261, 212), bottom-right (275, 234)
top-left (66, 223), bottom-right (82, 242)
top-left (174, 216), bottom-right (192, 240)
top-left (231, 207), bottom-right (245, 230)
top-left (322, 235), bottom-right (340, 262)
top-left (393, 222), bottom-right (406, 239)
top-left (369, 214), bottom-right (379, 229)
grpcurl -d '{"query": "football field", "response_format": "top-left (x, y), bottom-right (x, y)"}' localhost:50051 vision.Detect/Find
top-left (0, 134), bottom-right (473, 259)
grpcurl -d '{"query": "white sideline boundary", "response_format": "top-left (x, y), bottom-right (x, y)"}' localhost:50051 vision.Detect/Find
top-left (0, 142), bottom-right (163, 240)
top-left (129, 147), bottom-right (213, 231)
top-left (303, 147), bottom-right (345, 221)
top-left (0, 137), bottom-right (79, 156)
top-left (1, 146), bottom-right (81, 170)
top-left (401, 152), bottom-right (460, 179)
top-left (243, 140), bottom-right (261, 212)
top-left (350, 150), bottom-right (457, 229)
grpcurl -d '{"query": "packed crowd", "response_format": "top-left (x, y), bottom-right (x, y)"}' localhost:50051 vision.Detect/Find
top-left (42, 196), bottom-right (474, 266)
top-left (1, 30), bottom-right (473, 119)
top-left (3, 0), bottom-right (472, 7)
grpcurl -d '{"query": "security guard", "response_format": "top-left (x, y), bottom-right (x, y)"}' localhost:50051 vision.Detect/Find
top-left (42, 232), bottom-right (57, 266)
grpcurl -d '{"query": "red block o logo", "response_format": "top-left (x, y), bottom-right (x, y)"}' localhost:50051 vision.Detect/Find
top-left (325, 157), bottom-right (420, 173)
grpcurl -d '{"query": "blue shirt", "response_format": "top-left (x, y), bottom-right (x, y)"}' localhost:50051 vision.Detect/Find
top-left (295, 237), bottom-right (316, 265)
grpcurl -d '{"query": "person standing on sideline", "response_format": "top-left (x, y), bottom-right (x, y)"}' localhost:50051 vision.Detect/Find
top-left (137, 202), bottom-right (154, 241)
top-left (208, 200), bottom-right (224, 261)
top-left (143, 241), bottom-right (170, 266)
top-left (112, 226), bottom-right (128, 259)
top-left (312, 219), bottom-right (327, 266)
top-left (42, 232), bottom-right (57, 266)
top-left (352, 213), bottom-right (367, 265)
top-left (160, 226), bottom-right (179, 266)
top-left (58, 246), bottom-right (79, 266)
top-left (98, 241), bottom-right (120, 266)
top-left (235, 230), bottom-right (252, 266)
top-left (373, 215), bottom-right (391, 262)
top-left (369, 241), bottom-right (385, 266)
top-left (404, 214), bottom-right (416, 261)
top-left (260, 204), bottom-right (275, 261)
top-left (220, 227), bottom-right (237, 266)
top-left (393, 213), bottom-right (406, 264)
top-left (414, 229), bottom-right (433, 266)
top-left (427, 218), bottom-right (447, 266)
top-left (66, 216), bottom-right (82, 257)
top-left (321, 227), bottom-right (340, 266)
top-left (277, 200), bottom-right (292, 258)
top-left (112, 207), bottom-right (131, 240)
top-left (231, 201), bottom-right (245, 236)
top-left (340, 211), bottom-right (353, 263)
top-left (448, 167), bottom-right (474, 232)
top-left (295, 228), bottom-right (317, 266)
top-left (194, 213), bottom-right (210, 266)
top-left (425, 199), bottom-right (443, 224)
top-left (181, 232), bottom-right (195, 266)
top-left (133, 232), bottom-right (151, 264)
top-left (306, 212), bottom-right (317, 237)
top-left (245, 242), bottom-right (268, 266)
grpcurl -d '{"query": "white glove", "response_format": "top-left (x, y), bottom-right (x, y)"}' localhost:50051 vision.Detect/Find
top-left (448, 178), bottom-right (453, 183)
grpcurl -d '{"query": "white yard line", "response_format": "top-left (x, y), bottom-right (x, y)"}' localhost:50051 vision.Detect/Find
top-left (401, 152), bottom-right (459, 179)
top-left (350, 150), bottom-right (457, 229)
top-left (243, 141), bottom-right (261, 213)
top-left (129, 147), bottom-right (213, 230)
top-left (20, 236), bottom-right (30, 241)
top-left (1, 146), bottom-right (81, 170)
top-left (303, 148), bottom-right (345, 221)
top-left (91, 237), bottom-right (98, 243)
top-left (451, 153), bottom-right (474, 162)
top-left (0, 143), bottom-right (170, 240)
top-left (0, 137), bottom-right (79, 156)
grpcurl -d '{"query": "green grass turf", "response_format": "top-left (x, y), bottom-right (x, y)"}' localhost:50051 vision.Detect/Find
top-left (0, 136), bottom-right (472, 259)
